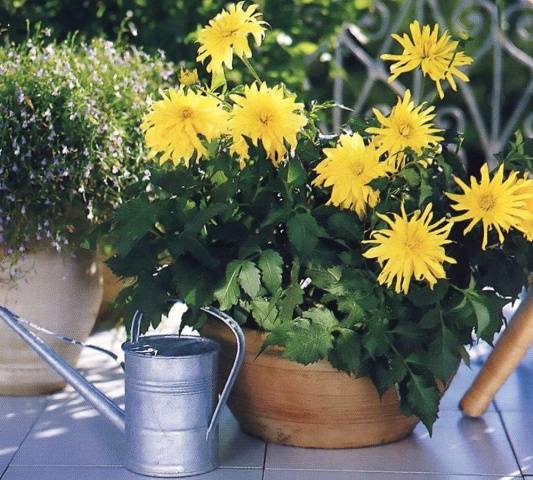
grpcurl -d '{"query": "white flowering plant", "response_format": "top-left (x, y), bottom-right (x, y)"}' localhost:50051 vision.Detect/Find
top-left (103, 4), bottom-right (532, 432)
top-left (0, 32), bottom-right (174, 258)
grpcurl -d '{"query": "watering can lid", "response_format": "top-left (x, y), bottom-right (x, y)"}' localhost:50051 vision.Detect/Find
top-left (122, 335), bottom-right (219, 358)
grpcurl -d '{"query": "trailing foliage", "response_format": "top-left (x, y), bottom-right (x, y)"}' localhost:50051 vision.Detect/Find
top-left (0, 32), bottom-right (174, 255)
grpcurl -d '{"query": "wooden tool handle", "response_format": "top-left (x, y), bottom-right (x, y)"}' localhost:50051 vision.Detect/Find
top-left (460, 286), bottom-right (533, 417)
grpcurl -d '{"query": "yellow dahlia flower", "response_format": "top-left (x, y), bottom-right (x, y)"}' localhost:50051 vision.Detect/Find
top-left (141, 87), bottom-right (228, 166)
top-left (313, 133), bottom-right (392, 218)
top-left (515, 178), bottom-right (533, 241)
top-left (381, 21), bottom-right (473, 99)
top-left (363, 203), bottom-right (456, 294)
top-left (446, 164), bottom-right (533, 250)
top-left (366, 89), bottom-right (444, 170)
top-left (178, 67), bottom-right (199, 86)
top-left (229, 82), bottom-right (308, 165)
top-left (197, 2), bottom-right (267, 74)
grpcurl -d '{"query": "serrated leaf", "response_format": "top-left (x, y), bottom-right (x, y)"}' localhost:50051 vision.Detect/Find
top-left (251, 297), bottom-right (279, 330)
top-left (470, 297), bottom-right (491, 336)
top-left (399, 167), bottom-right (420, 186)
top-left (260, 321), bottom-right (294, 356)
top-left (112, 198), bottom-right (157, 256)
top-left (306, 265), bottom-right (344, 295)
top-left (326, 211), bottom-right (363, 241)
top-left (184, 204), bottom-right (228, 235)
top-left (278, 284), bottom-right (304, 323)
top-left (287, 157), bottom-right (306, 186)
top-left (406, 374), bottom-right (440, 435)
top-left (258, 250), bottom-right (283, 294)
top-left (214, 260), bottom-right (242, 310)
top-left (210, 69), bottom-right (226, 90)
top-left (287, 212), bottom-right (320, 257)
top-left (418, 307), bottom-right (441, 328)
top-left (238, 260), bottom-right (261, 299)
top-left (283, 320), bottom-right (333, 365)
top-left (373, 356), bottom-right (408, 395)
top-left (302, 307), bottom-right (338, 328)
top-left (337, 295), bottom-right (365, 327)
top-left (407, 281), bottom-right (449, 307)
top-left (328, 329), bottom-right (361, 373)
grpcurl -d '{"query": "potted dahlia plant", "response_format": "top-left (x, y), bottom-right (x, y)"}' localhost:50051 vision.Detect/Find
top-left (0, 33), bottom-right (173, 394)
top-left (105, 3), bottom-right (533, 446)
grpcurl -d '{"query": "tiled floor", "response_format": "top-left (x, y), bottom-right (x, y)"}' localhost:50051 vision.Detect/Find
top-left (0, 329), bottom-right (532, 480)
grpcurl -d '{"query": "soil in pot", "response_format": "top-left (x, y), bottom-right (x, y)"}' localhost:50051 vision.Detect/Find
top-left (0, 248), bottom-right (103, 395)
top-left (202, 321), bottom-right (422, 449)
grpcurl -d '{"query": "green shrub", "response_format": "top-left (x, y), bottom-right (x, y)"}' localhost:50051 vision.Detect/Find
top-left (0, 33), bottom-right (174, 255)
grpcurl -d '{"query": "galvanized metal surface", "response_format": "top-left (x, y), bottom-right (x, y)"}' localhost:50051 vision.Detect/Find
top-left (0, 304), bottom-right (245, 478)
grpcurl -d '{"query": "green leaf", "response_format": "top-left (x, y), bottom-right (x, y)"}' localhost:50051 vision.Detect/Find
top-left (302, 307), bottom-right (338, 328)
top-left (283, 320), bottom-right (333, 365)
top-left (399, 167), bottom-right (420, 186)
top-left (210, 69), bottom-right (226, 91)
top-left (407, 281), bottom-right (449, 307)
top-left (214, 260), bottom-right (242, 310)
top-left (258, 249), bottom-right (283, 294)
top-left (470, 297), bottom-right (491, 336)
top-left (328, 329), bottom-right (361, 373)
top-left (112, 198), bottom-right (157, 256)
top-left (287, 157), bottom-right (306, 186)
top-left (418, 307), bottom-right (441, 329)
top-left (278, 284), bottom-right (304, 323)
top-left (287, 212), bottom-right (320, 257)
top-left (307, 265), bottom-right (344, 295)
top-left (337, 295), bottom-right (365, 327)
top-left (238, 260), bottom-right (261, 299)
top-left (407, 326), bottom-right (460, 383)
top-left (251, 297), bottom-right (279, 331)
top-left (406, 374), bottom-right (440, 435)
top-left (418, 170), bottom-right (433, 206)
top-left (184, 204), bottom-right (229, 235)
top-left (326, 211), bottom-right (363, 242)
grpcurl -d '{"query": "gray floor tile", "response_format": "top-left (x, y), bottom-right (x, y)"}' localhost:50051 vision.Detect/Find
top-left (11, 391), bottom-right (125, 466)
top-left (266, 411), bottom-right (520, 476)
top-left (500, 411), bottom-right (533, 474)
top-left (0, 396), bottom-right (46, 472)
top-left (494, 356), bottom-right (533, 412)
top-left (219, 409), bottom-right (266, 469)
top-left (265, 472), bottom-right (521, 480)
top-left (11, 389), bottom-right (264, 469)
top-left (2, 466), bottom-right (262, 479)
top-left (440, 362), bottom-right (494, 411)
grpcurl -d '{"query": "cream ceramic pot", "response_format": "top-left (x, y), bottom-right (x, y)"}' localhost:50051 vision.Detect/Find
top-left (0, 248), bottom-right (103, 395)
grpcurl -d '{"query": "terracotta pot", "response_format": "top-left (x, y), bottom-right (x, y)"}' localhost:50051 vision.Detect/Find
top-left (96, 258), bottom-right (127, 324)
top-left (202, 322), bottom-right (420, 449)
top-left (0, 248), bottom-right (103, 395)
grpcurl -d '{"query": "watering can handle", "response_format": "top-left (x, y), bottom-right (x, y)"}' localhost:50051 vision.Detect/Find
top-left (201, 306), bottom-right (245, 439)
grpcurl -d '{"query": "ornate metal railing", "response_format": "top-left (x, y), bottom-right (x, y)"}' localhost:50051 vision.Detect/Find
top-left (331, 0), bottom-right (532, 167)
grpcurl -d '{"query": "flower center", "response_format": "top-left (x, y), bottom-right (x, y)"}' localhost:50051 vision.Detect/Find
top-left (181, 107), bottom-right (194, 119)
top-left (478, 193), bottom-right (496, 212)
top-left (399, 123), bottom-right (412, 137)
top-left (258, 112), bottom-right (273, 126)
top-left (222, 28), bottom-right (239, 39)
top-left (405, 236), bottom-right (422, 252)
top-left (351, 162), bottom-right (365, 176)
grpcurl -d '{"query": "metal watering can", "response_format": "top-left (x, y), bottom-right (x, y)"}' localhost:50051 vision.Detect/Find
top-left (0, 305), bottom-right (245, 478)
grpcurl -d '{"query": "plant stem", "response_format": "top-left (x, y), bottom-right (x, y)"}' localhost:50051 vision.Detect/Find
top-left (241, 56), bottom-right (262, 84)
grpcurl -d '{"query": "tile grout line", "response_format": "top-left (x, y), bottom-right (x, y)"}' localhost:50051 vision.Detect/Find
top-left (261, 443), bottom-right (268, 480)
top-left (4, 397), bottom-right (49, 474)
top-left (493, 399), bottom-right (526, 480)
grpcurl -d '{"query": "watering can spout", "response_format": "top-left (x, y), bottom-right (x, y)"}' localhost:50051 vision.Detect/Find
top-left (0, 306), bottom-right (125, 433)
